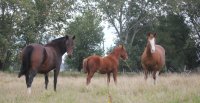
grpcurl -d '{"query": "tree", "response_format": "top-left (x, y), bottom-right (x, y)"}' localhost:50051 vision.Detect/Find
top-left (155, 14), bottom-right (197, 71)
top-left (0, 0), bottom-right (75, 71)
top-left (0, 0), bottom-right (20, 70)
top-left (66, 10), bottom-right (104, 71)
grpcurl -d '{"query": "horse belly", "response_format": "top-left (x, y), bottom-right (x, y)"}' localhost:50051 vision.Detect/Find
top-left (144, 59), bottom-right (156, 67)
top-left (38, 59), bottom-right (55, 74)
top-left (37, 47), bottom-right (57, 74)
top-left (99, 70), bottom-right (107, 74)
top-left (38, 66), bottom-right (54, 74)
top-left (98, 66), bottom-right (112, 74)
top-left (99, 69), bottom-right (109, 74)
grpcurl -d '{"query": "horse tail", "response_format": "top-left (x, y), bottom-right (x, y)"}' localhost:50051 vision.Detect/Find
top-left (83, 58), bottom-right (89, 73)
top-left (18, 45), bottom-right (34, 78)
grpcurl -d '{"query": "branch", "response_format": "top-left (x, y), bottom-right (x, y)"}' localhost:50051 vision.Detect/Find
top-left (105, 6), bottom-right (120, 36)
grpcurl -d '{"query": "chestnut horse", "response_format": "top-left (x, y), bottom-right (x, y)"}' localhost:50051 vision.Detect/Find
top-left (83, 45), bottom-right (128, 85)
top-left (18, 35), bottom-right (75, 93)
top-left (141, 33), bottom-right (165, 84)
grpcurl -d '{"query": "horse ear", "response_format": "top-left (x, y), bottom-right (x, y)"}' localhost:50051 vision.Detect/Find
top-left (154, 33), bottom-right (157, 37)
top-left (121, 45), bottom-right (124, 49)
top-left (147, 32), bottom-right (151, 37)
top-left (72, 35), bottom-right (75, 40)
top-left (119, 44), bottom-right (124, 49)
top-left (118, 45), bottom-right (122, 48)
top-left (65, 35), bottom-right (69, 39)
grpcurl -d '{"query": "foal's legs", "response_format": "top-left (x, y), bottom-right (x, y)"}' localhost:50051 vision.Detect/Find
top-left (107, 73), bottom-right (111, 85)
top-left (86, 72), bottom-right (94, 85)
top-left (113, 70), bottom-right (117, 85)
top-left (44, 73), bottom-right (49, 89)
top-left (26, 69), bottom-right (37, 94)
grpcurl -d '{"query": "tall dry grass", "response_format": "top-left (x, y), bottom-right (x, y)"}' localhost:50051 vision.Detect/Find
top-left (0, 72), bottom-right (200, 103)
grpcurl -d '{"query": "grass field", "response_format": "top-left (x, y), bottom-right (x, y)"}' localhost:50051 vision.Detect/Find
top-left (0, 72), bottom-right (200, 103)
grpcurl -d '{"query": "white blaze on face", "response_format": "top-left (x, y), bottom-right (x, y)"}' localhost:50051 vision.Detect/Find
top-left (149, 38), bottom-right (156, 53)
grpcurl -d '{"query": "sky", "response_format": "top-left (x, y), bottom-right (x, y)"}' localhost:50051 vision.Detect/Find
top-left (101, 21), bottom-right (117, 52)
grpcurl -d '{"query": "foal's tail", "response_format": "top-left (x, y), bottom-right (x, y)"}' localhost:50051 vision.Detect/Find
top-left (82, 58), bottom-right (89, 73)
top-left (18, 45), bottom-right (34, 78)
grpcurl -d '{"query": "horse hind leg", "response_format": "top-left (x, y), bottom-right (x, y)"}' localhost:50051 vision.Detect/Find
top-left (107, 73), bottom-right (111, 85)
top-left (18, 65), bottom-right (24, 78)
top-left (26, 69), bottom-right (37, 94)
top-left (25, 73), bottom-right (29, 91)
top-left (86, 72), bottom-right (94, 85)
top-left (44, 73), bottom-right (49, 90)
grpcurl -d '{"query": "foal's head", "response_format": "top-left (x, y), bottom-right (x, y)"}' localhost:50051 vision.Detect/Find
top-left (65, 35), bottom-right (75, 58)
top-left (146, 32), bottom-right (157, 53)
top-left (117, 45), bottom-right (128, 60)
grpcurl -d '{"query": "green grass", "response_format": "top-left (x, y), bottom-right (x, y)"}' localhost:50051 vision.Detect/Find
top-left (0, 72), bottom-right (200, 103)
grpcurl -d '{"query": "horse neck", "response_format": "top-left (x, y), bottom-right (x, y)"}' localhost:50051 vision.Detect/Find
top-left (46, 40), bottom-right (66, 56)
top-left (110, 49), bottom-right (121, 60)
top-left (145, 43), bottom-right (152, 57)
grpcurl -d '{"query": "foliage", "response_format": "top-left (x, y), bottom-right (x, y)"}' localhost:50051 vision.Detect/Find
top-left (65, 10), bottom-right (104, 71)
top-left (0, 0), bottom-right (75, 71)
top-left (0, 0), bottom-right (199, 72)
top-left (155, 14), bottom-right (195, 71)
top-left (101, 0), bottom-right (200, 72)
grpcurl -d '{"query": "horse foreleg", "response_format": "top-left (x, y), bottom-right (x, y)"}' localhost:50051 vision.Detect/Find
top-left (107, 73), bottom-right (111, 85)
top-left (113, 71), bottom-right (117, 85)
top-left (26, 70), bottom-right (37, 94)
top-left (54, 68), bottom-right (60, 91)
top-left (153, 71), bottom-right (157, 85)
top-left (144, 70), bottom-right (148, 81)
top-left (44, 73), bottom-right (49, 90)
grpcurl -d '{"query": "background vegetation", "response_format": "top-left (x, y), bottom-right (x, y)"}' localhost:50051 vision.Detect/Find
top-left (0, 0), bottom-right (200, 72)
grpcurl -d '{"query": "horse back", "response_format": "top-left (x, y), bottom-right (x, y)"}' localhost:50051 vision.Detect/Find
top-left (87, 55), bottom-right (102, 72)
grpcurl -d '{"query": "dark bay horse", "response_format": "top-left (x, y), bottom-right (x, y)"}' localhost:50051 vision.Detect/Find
top-left (18, 35), bottom-right (75, 93)
top-left (83, 45), bottom-right (128, 85)
top-left (141, 32), bottom-right (165, 84)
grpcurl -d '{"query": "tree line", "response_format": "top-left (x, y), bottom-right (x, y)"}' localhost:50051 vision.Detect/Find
top-left (0, 0), bottom-right (199, 72)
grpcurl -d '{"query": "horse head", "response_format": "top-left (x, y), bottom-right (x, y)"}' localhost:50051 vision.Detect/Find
top-left (147, 32), bottom-right (157, 53)
top-left (118, 45), bottom-right (128, 60)
top-left (65, 35), bottom-right (75, 58)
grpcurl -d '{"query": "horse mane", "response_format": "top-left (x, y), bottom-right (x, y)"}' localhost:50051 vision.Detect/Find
top-left (45, 37), bottom-right (67, 54)
top-left (110, 47), bottom-right (120, 55)
top-left (48, 37), bottom-right (66, 45)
